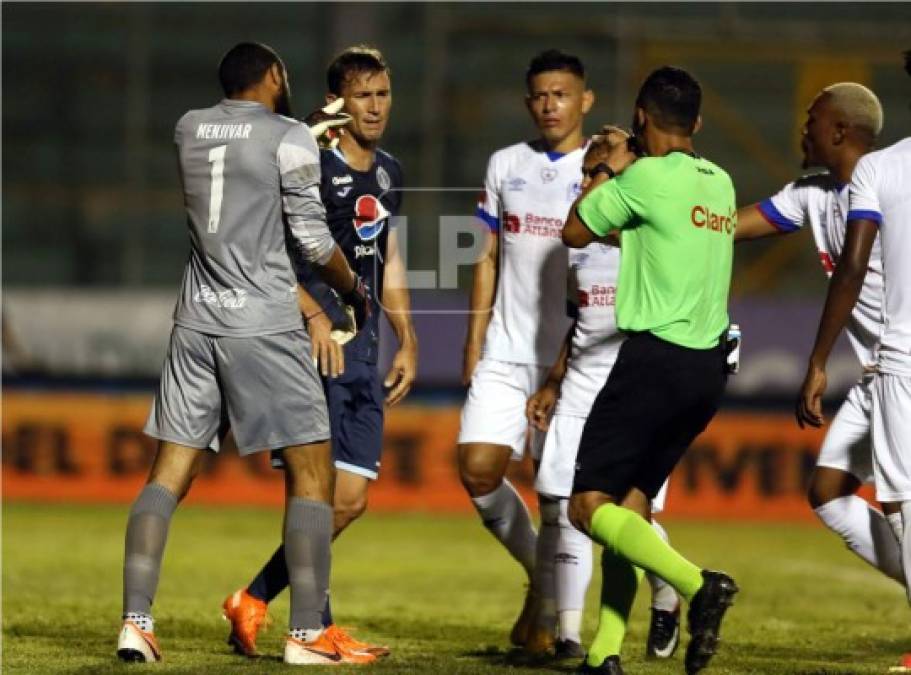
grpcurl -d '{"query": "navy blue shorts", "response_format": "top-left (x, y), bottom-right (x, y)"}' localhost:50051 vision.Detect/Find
top-left (325, 360), bottom-right (384, 480)
top-left (271, 360), bottom-right (385, 479)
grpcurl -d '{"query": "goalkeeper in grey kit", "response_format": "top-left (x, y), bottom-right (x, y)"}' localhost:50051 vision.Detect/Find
top-left (117, 42), bottom-right (370, 666)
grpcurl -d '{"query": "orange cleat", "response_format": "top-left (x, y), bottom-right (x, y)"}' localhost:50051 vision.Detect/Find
top-left (117, 620), bottom-right (162, 663)
top-left (284, 629), bottom-right (377, 665)
top-left (510, 588), bottom-right (539, 647)
top-left (222, 588), bottom-right (269, 657)
top-left (325, 624), bottom-right (390, 658)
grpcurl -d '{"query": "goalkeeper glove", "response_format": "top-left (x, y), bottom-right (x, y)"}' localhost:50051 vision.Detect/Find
top-left (304, 98), bottom-right (351, 149)
top-left (340, 274), bottom-right (371, 336)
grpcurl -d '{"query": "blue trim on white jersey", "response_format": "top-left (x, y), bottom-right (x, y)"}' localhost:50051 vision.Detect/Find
top-left (545, 150), bottom-right (566, 162)
top-left (476, 206), bottom-right (500, 232)
top-left (758, 198), bottom-right (800, 232)
top-left (847, 209), bottom-right (883, 224)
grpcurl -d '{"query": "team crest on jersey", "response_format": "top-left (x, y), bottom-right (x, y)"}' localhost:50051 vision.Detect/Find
top-left (567, 180), bottom-right (582, 200)
top-left (376, 166), bottom-right (391, 191)
top-left (353, 194), bottom-right (390, 241)
top-left (507, 177), bottom-right (527, 192)
top-left (541, 167), bottom-right (558, 183)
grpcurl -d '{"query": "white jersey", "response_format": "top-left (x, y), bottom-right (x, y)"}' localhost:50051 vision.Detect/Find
top-left (849, 137), bottom-right (911, 376)
top-left (760, 173), bottom-right (884, 367)
top-left (475, 141), bottom-right (583, 365)
top-left (556, 243), bottom-right (625, 417)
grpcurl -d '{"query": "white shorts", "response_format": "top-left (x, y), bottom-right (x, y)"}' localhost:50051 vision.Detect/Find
top-left (458, 359), bottom-right (548, 460)
top-left (535, 412), bottom-right (668, 513)
top-left (816, 376), bottom-right (874, 484)
top-left (872, 373), bottom-right (911, 502)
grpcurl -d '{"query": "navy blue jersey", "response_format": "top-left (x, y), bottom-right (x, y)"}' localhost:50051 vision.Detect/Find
top-left (297, 147), bottom-right (403, 363)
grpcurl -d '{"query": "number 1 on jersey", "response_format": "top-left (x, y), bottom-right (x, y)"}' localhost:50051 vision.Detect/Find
top-left (207, 145), bottom-right (227, 233)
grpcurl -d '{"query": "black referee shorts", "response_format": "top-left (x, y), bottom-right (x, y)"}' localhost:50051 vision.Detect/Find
top-left (572, 331), bottom-right (727, 500)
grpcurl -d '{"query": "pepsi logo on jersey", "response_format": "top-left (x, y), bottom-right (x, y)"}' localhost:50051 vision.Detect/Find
top-left (353, 195), bottom-right (390, 242)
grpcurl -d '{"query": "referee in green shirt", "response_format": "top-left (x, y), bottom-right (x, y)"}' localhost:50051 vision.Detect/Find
top-left (561, 67), bottom-right (738, 675)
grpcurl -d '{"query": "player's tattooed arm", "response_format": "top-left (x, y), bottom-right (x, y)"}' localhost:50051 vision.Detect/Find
top-left (462, 229), bottom-right (498, 386)
top-left (526, 325), bottom-right (573, 432)
top-left (297, 286), bottom-right (344, 378)
top-left (796, 218), bottom-right (878, 428)
top-left (381, 229), bottom-right (418, 406)
top-left (735, 204), bottom-right (784, 241)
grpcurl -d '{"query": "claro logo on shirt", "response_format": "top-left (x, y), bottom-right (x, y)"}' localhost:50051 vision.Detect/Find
top-left (691, 205), bottom-right (736, 234)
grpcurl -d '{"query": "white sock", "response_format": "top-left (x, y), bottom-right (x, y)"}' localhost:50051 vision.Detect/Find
top-left (814, 496), bottom-right (904, 584)
top-left (555, 498), bottom-right (592, 643)
top-left (123, 612), bottom-right (153, 632)
top-left (887, 512), bottom-right (904, 543)
top-left (900, 503), bottom-right (911, 603)
top-left (558, 610), bottom-right (583, 644)
top-left (533, 496), bottom-right (559, 630)
top-left (647, 520), bottom-right (680, 611)
top-left (290, 627), bottom-right (323, 643)
top-left (471, 479), bottom-right (537, 577)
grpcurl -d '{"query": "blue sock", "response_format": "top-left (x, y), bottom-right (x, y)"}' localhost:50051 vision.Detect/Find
top-left (247, 544), bottom-right (288, 603)
top-left (321, 595), bottom-right (333, 626)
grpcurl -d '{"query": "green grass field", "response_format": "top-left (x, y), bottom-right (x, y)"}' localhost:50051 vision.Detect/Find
top-left (3, 503), bottom-right (909, 674)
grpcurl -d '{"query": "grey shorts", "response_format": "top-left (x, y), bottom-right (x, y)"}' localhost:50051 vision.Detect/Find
top-left (144, 326), bottom-right (330, 455)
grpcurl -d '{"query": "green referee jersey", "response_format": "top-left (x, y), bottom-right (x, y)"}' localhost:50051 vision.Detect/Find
top-left (577, 152), bottom-right (735, 349)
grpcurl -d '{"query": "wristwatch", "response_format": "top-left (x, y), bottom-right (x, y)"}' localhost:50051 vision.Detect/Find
top-left (585, 162), bottom-right (616, 180)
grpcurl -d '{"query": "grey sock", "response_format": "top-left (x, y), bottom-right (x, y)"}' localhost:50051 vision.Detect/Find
top-left (123, 483), bottom-right (178, 615)
top-left (284, 498), bottom-right (333, 631)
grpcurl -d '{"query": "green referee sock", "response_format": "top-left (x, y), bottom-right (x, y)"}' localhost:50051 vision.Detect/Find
top-left (589, 503), bottom-right (703, 601)
top-left (586, 548), bottom-right (643, 667)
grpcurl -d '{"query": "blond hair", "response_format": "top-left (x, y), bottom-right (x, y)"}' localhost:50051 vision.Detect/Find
top-left (822, 82), bottom-right (884, 137)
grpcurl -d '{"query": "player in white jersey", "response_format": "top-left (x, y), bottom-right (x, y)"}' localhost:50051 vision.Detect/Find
top-left (457, 49), bottom-right (592, 654)
top-left (525, 139), bottom-right (680, 662)
top-left (798, 127), bottom-right (911, 564)
top-left (116, 43), bottom-right (369, 666)
top-left (737, 83), bottom-right (906, 589)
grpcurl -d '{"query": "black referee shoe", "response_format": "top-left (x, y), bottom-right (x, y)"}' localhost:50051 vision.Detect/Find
top-left (555, 638), bottom-right (586, 660)
top-left (685, 570), bottom-right (739, 674)
top-left (576, 655), bottom-right (623, 674)
top-left (646, 606), bottom-right (680, 658)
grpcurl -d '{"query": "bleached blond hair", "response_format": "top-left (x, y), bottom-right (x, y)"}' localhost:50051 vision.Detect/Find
top-left (822, 82), bottom-right (884, 137)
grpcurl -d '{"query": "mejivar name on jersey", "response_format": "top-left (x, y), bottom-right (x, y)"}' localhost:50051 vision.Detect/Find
top-left (195, 123), bottom-right (252, 140)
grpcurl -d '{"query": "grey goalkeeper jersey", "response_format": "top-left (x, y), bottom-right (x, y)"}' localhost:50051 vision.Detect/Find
top-left (172, 99), bottom-right (336, 337)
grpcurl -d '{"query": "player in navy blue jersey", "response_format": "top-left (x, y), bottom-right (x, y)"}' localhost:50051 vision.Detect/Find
top-left (222, 45), bottom-right (417, 661)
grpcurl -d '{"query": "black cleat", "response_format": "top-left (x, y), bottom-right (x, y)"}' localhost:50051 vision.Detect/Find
top-left (555, 638), bottom-right (586, 660)
top-left (576, 655), bottom-right (624, 674)
top-left (646, 606), bottom-right (680, 658)
top-left (685, 570), bottom-right (739, 674)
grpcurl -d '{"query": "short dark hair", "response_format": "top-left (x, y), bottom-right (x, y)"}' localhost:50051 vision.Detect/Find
top-left (526, 49), bottom-right (586, 90)
top-left (326, 45), bottom-right (389, 95)
top-left (218, 42), bottom-right (283, 97)
top-left (635, 66), bottom-right (702, 133)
